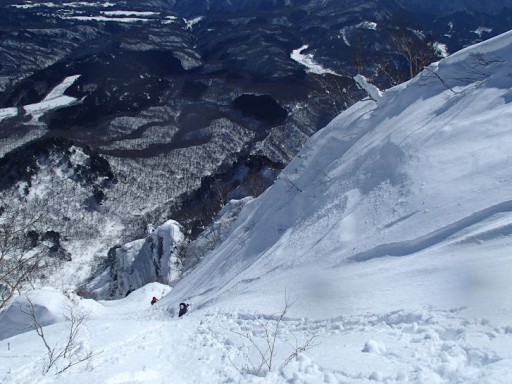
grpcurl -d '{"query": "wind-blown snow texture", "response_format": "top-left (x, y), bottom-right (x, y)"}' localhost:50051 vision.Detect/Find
top-left (2, 30), bottom-right (512, 383)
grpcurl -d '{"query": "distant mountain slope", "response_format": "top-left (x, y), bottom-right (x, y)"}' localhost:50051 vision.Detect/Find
top-left (396, 0), bottom-right (512, 14)
top-left (167, 30), bottom-right (512, 317)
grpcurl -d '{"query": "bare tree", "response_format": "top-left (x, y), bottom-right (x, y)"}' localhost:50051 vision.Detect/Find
top-left (390, 23), bottom-right (436, 79)
top-left (205, 223), bottom-right (224, 251)
top-left (23, 297), bottom-right (100, 374)
top-left (352, 36), bottom-right (367, 76)
top-left (0, 203), bottom-right (51, 310)
top-left (227, 293), bottom-right (320, 375)
top-left (245, 172), bottom-right (268, 198)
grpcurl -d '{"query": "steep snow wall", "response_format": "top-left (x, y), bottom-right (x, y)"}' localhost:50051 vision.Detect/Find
top-left (165, 30), bottom-right (512, 314)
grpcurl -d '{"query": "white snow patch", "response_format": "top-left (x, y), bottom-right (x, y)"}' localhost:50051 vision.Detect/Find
top-left (473, 27), bottom-right (493, 37)
top-left (340, 29), bottom-right (350, 46)
top-left (163, 15), bottom-right (179, 24)
top-left (101, 10), bottom-right (158, 17)
top-left (69, 146), bottom-right (88, 165)
top-left (358, 21), bottom-right (377, 30)
top-left (9, 2), bottom-right (115, 9)
top-left (354, 74), bottom-right (383, 101)
top-left (433, 41), bottom-right (449, 57)
top-left (61, 15), bottom-right (152, 23)
top-left (290, 45), bottom-right (339, 76)
top-left (23, 75), bottom-right (81, 122)
top-left (184, 16), bottom-right (204, 29)
top-left (0, 107), bottom-right (18, 122)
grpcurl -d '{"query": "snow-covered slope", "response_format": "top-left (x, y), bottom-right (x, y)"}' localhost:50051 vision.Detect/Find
top-left (2, 30), bottom-right (512, 383)
top-left (166, 30), bottom-right (512, 321)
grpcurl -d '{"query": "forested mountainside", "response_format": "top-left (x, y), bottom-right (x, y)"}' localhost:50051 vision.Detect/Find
top-left (1, 0), bottom-right (511, 295)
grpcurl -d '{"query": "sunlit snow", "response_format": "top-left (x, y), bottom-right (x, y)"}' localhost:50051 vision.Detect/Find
top-left (0, 75), bottom-right (81, 123)
top-left (2, 29), bottom-right (512, 384)
top-left (433, 41), bottom-right (449, 57)
top-left (0, 107), bottom-right (18, 123)
top-left (290, 45), bottom-right (339, 76)
top-left (473, 27), bottom-right (493, 37)
top-left (9, 2), bottom-right (115, 9)
top-left (184, 16), bottom-right (204, 29)
top-left (101, 10), bottom-right (159, 17)
top-left (24, 75), bottom-right (81, 122)
top-left (61, 15), bottom-right (153, 23)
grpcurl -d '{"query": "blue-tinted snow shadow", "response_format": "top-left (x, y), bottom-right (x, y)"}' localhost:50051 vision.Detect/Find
top-left (348, 199), bottom-right (512, 263)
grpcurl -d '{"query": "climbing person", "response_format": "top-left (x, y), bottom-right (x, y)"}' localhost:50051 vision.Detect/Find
top-left (178, 302), bottom-right (189, 317)
top-left (151, 296), bottom-right (159, 305)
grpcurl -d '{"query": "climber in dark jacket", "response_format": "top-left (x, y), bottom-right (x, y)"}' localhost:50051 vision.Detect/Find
top-left (178, 302), bottom-right (189, 317)
top-left (151, 297), bottom-right (159, 305)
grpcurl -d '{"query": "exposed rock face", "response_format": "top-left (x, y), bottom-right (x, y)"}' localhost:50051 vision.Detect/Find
top-left (0, 0), bottom-right (510, 295)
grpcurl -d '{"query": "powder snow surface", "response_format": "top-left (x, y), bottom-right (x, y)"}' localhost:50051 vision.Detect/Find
top-left (2, 30), bottom-right (512, 383)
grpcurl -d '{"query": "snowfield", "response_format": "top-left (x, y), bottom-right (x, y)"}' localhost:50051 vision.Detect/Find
top-left (0, 75), bottom-right (81, 123)
top-left (2, 29), bottom-right (512, 383)
top-left (291, 45), bottom-right (340, 76)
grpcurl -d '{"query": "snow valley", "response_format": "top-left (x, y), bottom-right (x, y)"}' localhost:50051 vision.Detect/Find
top-left (2, 29), bottom-right (512, 384)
